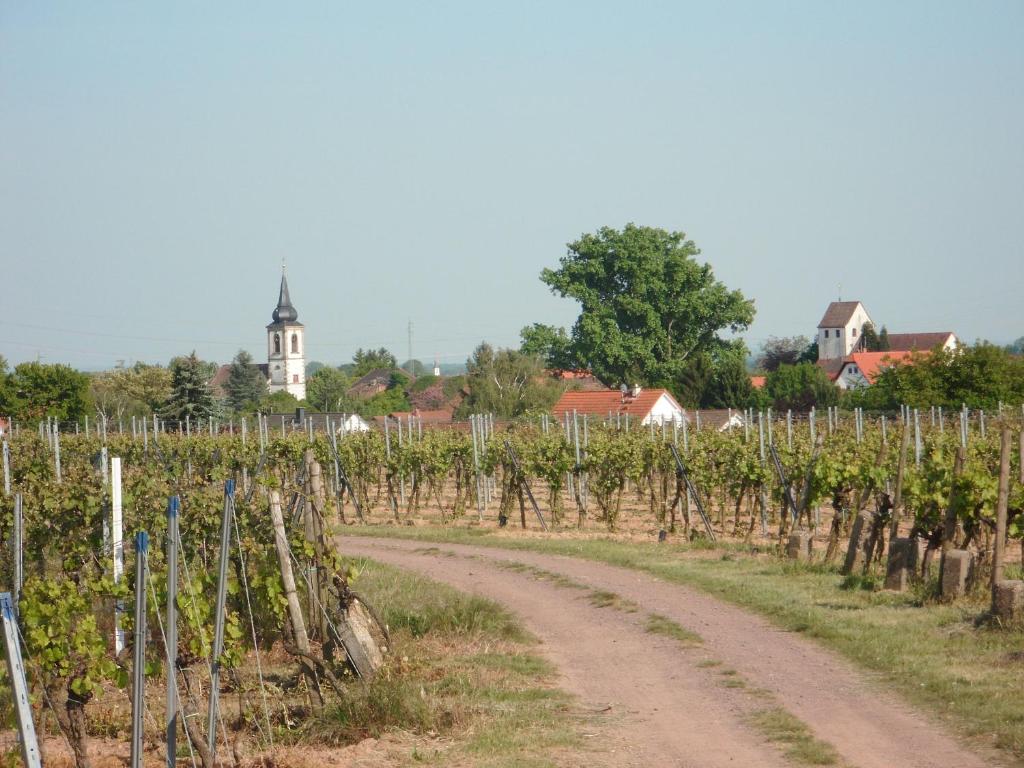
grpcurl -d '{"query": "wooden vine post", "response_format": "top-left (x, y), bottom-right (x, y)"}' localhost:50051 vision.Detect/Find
top-left (991, 426), bottom-right (1011, 594)
top-left (268, 488), bottom-right (322, 709)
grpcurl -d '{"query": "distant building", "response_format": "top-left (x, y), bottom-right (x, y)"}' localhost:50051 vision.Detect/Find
top-left (552, 386), bottom-right (684, 425)
top-left (886, 332), bottom-right (958, 354)
top-left (266, 269), bottom-right (306, 400)
top-left (347, 368), bottom-right (407, 400)
top-left (209, 361), bottom-right (269, 399)
top-left (835, 351), bottom-right (918, 390)
top-left (815, 300), bottom-right (958, 383)
top-left (817, 301), bottom-right (873, 361)
top-left (548, 369), bottom-right (611, 392)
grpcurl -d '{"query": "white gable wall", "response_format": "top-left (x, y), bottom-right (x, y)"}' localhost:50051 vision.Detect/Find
top-left (836, 363), bottom-right (870, 390)
top-left (642, 393), bottom-right (685, 425)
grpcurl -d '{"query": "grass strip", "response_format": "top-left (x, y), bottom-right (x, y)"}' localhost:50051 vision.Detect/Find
top-left (314, 557), bottom-right (585, 766)
top-left (644, 613), bottom-right (702, 646)
top-left (748, 708), bottom-right (840, 766)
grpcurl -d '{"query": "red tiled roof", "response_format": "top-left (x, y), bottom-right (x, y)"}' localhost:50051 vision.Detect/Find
top-left (816, 358), bottom-right (845, 381)
top-left (840, 351), bottom-right (918, 384)
top-left (750, 375), bottom-right (766, 389)
top-left (885, 332), bottom-right (955, 352)
top-left (817, 301), bottom-right (863, 328)
top-left (551, 388), bottom-right (680, 420)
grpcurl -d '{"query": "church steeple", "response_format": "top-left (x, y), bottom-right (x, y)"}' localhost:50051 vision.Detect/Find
top-left (272, 266), bottom-right (299, 323)
top-left (266, 265), bottom-right (306, 401)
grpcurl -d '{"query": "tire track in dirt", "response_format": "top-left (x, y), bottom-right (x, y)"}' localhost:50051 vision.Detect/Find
top-left (339, 537), bottom-right (1004, 768)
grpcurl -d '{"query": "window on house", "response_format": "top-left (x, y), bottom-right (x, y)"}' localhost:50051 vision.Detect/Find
top-left (273, 334), bottom-right (281, 354)
top-left (852, 328), bottom-right (857, 337)
top-left (293, 374), bottom-right (299, 383)
top-left (824, 330), bottom-right (829, 338)
top-left (291, 333), bottom-right (299, 354)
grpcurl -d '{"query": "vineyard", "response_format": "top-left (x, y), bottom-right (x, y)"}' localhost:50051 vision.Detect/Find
top-left (0, 406), bottom-right (1022, 767)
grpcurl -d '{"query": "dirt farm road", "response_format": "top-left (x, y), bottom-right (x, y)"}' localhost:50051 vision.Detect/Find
top-left (339, 537), bottom-right (1002, 768)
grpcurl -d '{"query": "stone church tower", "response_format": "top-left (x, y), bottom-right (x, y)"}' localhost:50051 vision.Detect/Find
top-left (266, 269), bottom-right (306, 400)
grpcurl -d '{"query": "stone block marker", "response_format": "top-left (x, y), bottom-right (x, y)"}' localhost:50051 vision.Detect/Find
top-left (993, 580), bottom-right (1024, 623)
top-left (786, 531), bottom-right (813, 561)
top-left (940, 549), bottom-right (973, 600)
top-left (884, 537), bottom-right (921, 592)
top-left (842, 511), bottom-right (873, 575)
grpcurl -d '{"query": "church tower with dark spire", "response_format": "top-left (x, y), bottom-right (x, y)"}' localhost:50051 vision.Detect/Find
top-left (266, 267), bottom-right (306, 400)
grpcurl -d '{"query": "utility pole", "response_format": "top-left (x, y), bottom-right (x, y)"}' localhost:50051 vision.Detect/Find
top-left (407, 319), bottom-right (413, 369)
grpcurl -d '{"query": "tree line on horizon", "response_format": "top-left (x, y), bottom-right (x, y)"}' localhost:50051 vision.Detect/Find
top-left (2, 224), bottom-right (1023, 425)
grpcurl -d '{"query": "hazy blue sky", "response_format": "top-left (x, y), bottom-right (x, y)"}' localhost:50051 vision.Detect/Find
top-left (2, 2), bottom-right (1022, 370)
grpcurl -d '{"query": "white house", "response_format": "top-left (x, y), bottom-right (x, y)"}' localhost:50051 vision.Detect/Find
top-left (834, 351), bottom-right (917, 390)
top-left (817, 301), bottom-right (873, 361)
top-left (337, 413), bottom-right (371, 433)
top-left (552, 387), bottom-right (685, 425)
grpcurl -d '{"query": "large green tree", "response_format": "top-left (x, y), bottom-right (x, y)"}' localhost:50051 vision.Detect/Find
top-left (161, 352), bottom-right (215, 422)
top-left (7, 362), bottom-right (90, 421)
top-left (703, 350), bottom-right (757, 408)
top-left (519, 323), bottom-right (575, 370)
top-left (351, 348), bottom-right (397, 377)
top-left (764, 362), bottom-right (838, 411)
top-left (306, 367), bottom-right (354, 412)
top-left (461, 343), bottom-right (561, 419)
top-left (540, 224), bottom-right (754, 388)
top-left (225, 350), bottom-right (268, 412)
top-left (757, 336), bottom-right (812, 372)
top-left (89, 363), bottom-right (172, 422)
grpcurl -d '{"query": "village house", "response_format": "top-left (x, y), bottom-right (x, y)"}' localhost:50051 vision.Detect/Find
top-left (834, 350), bottom-right (917, 390)
top-left (815, 300), bottom-right (958, 385)
top-left (551, 386), bottom-right (685, 425)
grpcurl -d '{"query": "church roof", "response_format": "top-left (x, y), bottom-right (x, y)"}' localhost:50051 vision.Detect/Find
top-left (817, 301), bottom-right (863, 328)
top-left (271, 271), bottom-right (299, 323)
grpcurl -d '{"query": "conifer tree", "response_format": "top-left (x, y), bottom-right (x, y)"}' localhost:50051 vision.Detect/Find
top-left (162, 351), bottom-right (215, 422)
top-left (225, 349), bottom-right (267, 412)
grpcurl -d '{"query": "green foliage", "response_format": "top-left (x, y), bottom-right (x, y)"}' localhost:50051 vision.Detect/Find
top-left (161, 352), bottom-right (216, 421)
top-left (675, 353), bottom-right (712, 407)
top-left (860, 322), bottom-right (889, 352)
top-left (765, 363), bottom-right (838, 411)
top-left (409, 374), bottom-right (440, 394)
top-left (540, 223), bottom-right (754, 387)
top-left (461, 343), bottom-right (561, 419)
top-left (361, 387), bottom-right (411, 417)
top-left (758, 336), bottom-right (813, 372)
top-left (307, 367), bottom-right (354, 412)
top-left (703, 347), bottom-right (757, 408)
top-left (400, 359), bottom-right (427, 377)
top-left (848, 343), bottom-right (1024, 410)
top-left (261, 389), bottom-right (303, 413)
top-left (6, 361), bottom-right (90, 421)
top-left (352, 348), bottom-right (397, 378)
top-left (519, 323), bottom-right (575, 370)
top-left (90, 363), bottom-right (173, 421)
top-left (225, 349), bottom-right (268, 412)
